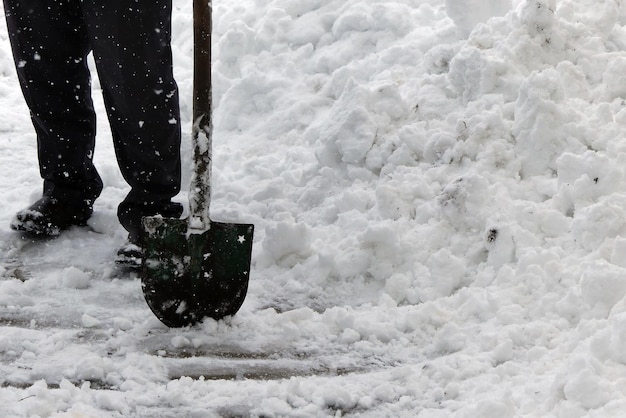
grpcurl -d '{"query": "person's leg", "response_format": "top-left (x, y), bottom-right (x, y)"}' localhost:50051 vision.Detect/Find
top-left (80, 0), bottom-right (183, 243)
top-left (4, 0), bottom-right (103, 234)
top-left (4, 0), bottom-right (103, 202)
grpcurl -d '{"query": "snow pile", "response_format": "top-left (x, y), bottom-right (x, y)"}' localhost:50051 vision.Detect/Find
top-left (445, 0), bottom-right (514, 37)
top-left (2, 0), bottom-right (626, 416)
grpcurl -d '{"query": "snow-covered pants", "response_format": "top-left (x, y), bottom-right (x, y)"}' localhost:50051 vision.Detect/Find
top-left (3, 0), bottom-right (183, 240)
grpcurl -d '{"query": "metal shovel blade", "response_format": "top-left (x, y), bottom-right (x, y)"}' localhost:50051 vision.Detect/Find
top-left (141, 216), bottom-right (254, 328)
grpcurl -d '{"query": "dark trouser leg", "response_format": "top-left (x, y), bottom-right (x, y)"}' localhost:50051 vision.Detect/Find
top-left (80, 0), bottom-right (183, 241)
top-left (3, 0), bottom-right (103, 204)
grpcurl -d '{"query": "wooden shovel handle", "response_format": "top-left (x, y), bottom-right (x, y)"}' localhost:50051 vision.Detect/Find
top-left (193, 0), bottom-right (211, 122)
top-left (189, 0), bottom-right (212, 229)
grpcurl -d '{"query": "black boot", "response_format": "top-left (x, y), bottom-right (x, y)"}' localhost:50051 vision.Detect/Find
top-left (115, 238), bottom-right (144, 269)
top-left (115, 200), bottom-right (183, 269)
top-left (11, 195), bottom-right (94, 236)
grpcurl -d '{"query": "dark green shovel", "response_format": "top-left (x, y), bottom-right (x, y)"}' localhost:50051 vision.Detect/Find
top-left (140, 0), bottom-right (254, 328)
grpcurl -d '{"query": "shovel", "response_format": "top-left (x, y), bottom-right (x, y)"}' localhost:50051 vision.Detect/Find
top-left (140, 0), bottom-right (254, 328)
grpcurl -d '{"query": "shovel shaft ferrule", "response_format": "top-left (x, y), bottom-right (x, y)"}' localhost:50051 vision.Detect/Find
top-left (190, 0), bottom-right (213, 231)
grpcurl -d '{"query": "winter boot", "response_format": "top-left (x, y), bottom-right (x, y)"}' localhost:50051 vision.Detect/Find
top-left (115, 238), bottom-right (144, 270)
top-left (11, 195), bottom-right (93, 236)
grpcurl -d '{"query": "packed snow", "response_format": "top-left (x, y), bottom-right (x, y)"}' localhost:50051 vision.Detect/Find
top-left (1, 0), bottom-right (626, 416)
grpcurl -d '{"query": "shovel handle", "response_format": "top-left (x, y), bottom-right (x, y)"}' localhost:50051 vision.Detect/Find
top-left (189, 0), bottom-right (213, 231)
top-left (193, 0), bottom-right (211, 122)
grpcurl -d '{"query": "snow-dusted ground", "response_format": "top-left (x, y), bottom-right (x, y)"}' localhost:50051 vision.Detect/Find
top-left (1, 0), bottom-right (626, 416)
